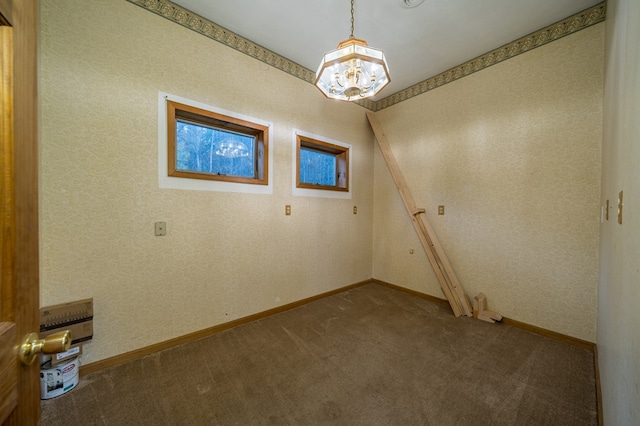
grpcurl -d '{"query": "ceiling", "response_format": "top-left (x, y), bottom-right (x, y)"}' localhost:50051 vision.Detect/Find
top-left (171, 0), bottom-right (602, 101)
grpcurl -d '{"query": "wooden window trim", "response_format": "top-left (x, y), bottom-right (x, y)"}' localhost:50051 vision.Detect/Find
top-left (296, 134), bottom-right (349, 192)
top-left (167, 100), bottom-right (269, 185)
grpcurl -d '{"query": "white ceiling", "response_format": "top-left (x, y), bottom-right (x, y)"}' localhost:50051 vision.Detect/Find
top-left (172, 0), bottom-right (602, 100)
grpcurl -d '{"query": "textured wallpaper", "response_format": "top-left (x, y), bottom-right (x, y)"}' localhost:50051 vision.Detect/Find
top-left (373, 24), bottom-right (604, 342)
top-left (40, 0), bottom-right (605, 367)
top-left (598, 0), bottom-right (640, 423)
top-left (39, 0), bottom-right (374, 364)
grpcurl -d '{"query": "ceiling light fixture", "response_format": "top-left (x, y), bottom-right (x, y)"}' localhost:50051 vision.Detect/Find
top-left (314, 0), bottom-right (390, 101)
top-left (215, 139), bottom-right (250, 158)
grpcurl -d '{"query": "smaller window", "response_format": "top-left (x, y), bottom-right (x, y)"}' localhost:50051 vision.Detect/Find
top-left (296, 134), bottom-right (349, 192)
top-left (167, 100), bottom-right (268, 185)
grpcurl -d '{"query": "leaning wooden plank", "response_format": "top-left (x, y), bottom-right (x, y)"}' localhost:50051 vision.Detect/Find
top-left (414, 213), bottom-right (473, 315)
top-left (366, 112), bottom-right (472, 317)
top-left (367, 113), bottom-right (462, 317)
top-left (367, 111), bottom-right (467, 316)
top-left (412, 216), bottom-right (466, 315)
top-left (410, 214), bottom-right (463, 317)
top-left (365, 111), bottom-right (460, 315)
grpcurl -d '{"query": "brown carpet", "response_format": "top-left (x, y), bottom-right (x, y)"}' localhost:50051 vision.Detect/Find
top-left (41, 283), bottom-right (597, 425)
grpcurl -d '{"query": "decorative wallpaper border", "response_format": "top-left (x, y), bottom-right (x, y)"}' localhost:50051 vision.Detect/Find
top-left (126, 0), bottom-right (605, 112)
top-left (374, 2), bottom-right (606, 111)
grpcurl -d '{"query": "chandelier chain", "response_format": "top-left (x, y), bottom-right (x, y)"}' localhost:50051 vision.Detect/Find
top-left (350, 0), bottom-right (355, 38)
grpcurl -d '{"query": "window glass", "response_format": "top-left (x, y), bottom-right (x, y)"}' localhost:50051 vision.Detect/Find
top-left (166, 99), bottom-right (268, 186)
top-left (295, 133), bottom-right (349, 193)
top-left (299, 148), bottom-right (337, 186)
top-left (176, 120), bottom-right (256, 178)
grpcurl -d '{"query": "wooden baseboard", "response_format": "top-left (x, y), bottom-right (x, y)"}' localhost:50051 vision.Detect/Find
top-left (372, 278), bottom-right (596, 351)
top-left (374, 278), bottom-right (602, 423)
top-left (499, 317), bottom-right (595, 352)
top-left (80, 279), bottom-right (371, 376)
top-left (80, 277), bottom-right (603, 423)
top-left (372, 279), bottom-right (451, 307)
top-left (594, 344), bottom-right (603, 426)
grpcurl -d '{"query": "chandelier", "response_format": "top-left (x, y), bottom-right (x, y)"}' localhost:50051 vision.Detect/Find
top-left (314, 0), bottom-right (390, 101)
top-left (216, 139), bottom-right (250, 158)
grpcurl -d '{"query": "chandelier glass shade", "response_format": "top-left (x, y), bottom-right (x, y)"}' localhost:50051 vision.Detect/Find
top-left (215, 139), bottom-right (250, 158)
top-left (314, 1), bottom-right (390, 101)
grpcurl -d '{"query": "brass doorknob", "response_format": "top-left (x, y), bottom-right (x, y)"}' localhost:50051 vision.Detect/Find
top-left (19, 330), bottom-right (72, 366)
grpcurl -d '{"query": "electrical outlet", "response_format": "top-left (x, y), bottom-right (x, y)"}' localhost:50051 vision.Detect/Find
top-left (154, 222), bottom-right (166, 236)
top-left (285, 205), bottom-right (291, 216)
top-left (353, 206), bottom-right (358, 214)
top-left (438, 205), bottom-right (445, 215)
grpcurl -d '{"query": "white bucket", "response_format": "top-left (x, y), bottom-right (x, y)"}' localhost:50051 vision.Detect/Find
top-left (40, 357), bottom-right (80, 400)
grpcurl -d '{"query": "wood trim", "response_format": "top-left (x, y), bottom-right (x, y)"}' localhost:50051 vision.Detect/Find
top-left (166, 100), bottom-right (177, 178)
top-left (366, 112), bottom-right (472, 317)
top-left (594, 344), bottom-right (603, 426)
top-left (80, 280), bottom-right (372, 376)
top-left (0, 0), bottom-right (40, 423)
top-left (165, 99), bottom-right (269, 185)
top-left (295, 133), bottom-right (349, 192)
top-left (372, 279), bottom-right (596, 352)
top-left (80, 276), bottom-right (602, 423)
top-left (0, 26), bottom-right (16, 424)
top-left (0, 11), bottom-right (9, 26)
top-left (372, 279), bottom-right (450, 307)
top-left (0, 23), bottom-right (14, 322)
top-left (376, 278), bottom-right (601, 421)
top-left (499, 317), bottom-right (595, 352)
top-left (0, 3), bottom-right (10, 25)
top-left (0, 322), bottom-right (17, 424)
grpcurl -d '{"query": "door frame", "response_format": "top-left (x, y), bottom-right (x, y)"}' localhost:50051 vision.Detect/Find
top-left (0, 0), bottom-right (40, 424)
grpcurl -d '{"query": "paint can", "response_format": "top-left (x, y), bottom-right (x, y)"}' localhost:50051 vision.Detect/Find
top-left (40, 357), bottom-right (80, 399)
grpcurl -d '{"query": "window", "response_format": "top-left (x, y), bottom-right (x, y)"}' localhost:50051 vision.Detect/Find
top-left (166, 100), bottom-right (268, 185)
top-left (296, 134), bottom-right (349, 192)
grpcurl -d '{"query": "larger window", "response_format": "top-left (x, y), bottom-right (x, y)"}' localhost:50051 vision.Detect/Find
top-left (167, 100), bottom-right (268, 185)
top-left (296, 134), bottom-right (349, 192)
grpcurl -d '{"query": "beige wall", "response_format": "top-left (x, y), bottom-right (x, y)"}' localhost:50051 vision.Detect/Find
top-left (39, 0), bottom-right (374, 364)
top-left (372, 24), bottom-right (604, 342)
top-left (598, 0), bottom-right (640, 423)
top-left (39, 0), bottom-right (608, 367)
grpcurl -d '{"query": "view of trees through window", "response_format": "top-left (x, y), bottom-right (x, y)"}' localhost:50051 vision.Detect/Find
top-left (296, 133), bottom-right (348, 192)
top-left (176, 119), bottom-right (255, 178)
top-left (299, 148), bottom-right (337, 186)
